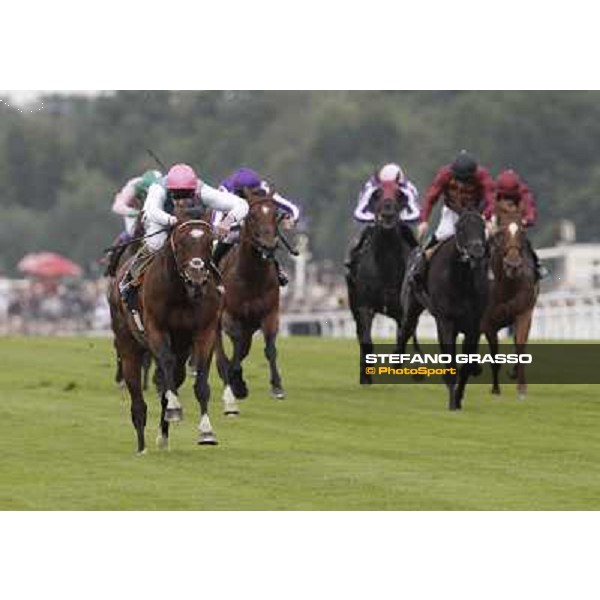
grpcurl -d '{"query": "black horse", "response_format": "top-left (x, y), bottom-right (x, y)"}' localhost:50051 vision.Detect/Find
top-left (346, 184), bottom-right (419, 384)
top-left (400, 209), bottom-right (488, 409)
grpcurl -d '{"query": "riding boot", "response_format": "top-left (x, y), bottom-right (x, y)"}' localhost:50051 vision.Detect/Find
top-left (212, 240), bottom-right (234, 266)
top-left (274, 260), bottom-right (289, 287)
top-left (526, 239), bottom-right (548, 280)
top-left (105, 245), bottom-right (125, 278)
top-left (118, 246), bottom-right (149, 314)
top-left (344, 226), bottom-right (371, 272)
top-left (407, 236), bottom-right (437, 291)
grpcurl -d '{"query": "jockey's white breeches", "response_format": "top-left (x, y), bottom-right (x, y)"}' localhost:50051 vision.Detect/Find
top-left (145, 220), bottom-right (169, 252)
top-left (434, 205), bottom-right (460, 242)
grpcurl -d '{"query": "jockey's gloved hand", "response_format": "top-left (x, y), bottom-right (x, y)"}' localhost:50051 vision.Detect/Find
top-left (417, 222), bottom-right (429, 241)
top-left (216, 213), bottom-right (237, 238)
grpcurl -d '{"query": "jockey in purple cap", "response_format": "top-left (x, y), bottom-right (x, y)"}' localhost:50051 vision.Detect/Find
top-left (212, 167), bottom-right (301, 286)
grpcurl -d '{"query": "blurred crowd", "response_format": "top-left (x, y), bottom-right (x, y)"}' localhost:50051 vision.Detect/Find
top-left (0, 254), bottom-right (349, 336)
top-left (0, 278), bottom-right (111, 335)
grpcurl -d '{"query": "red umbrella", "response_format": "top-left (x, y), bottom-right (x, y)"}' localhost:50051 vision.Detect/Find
top-left (17, 252), bottom-right (83, 278)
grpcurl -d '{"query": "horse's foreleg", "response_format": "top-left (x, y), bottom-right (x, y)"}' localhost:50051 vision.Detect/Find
top-left (486, 329), bottom-right (501, 395)
top-left (228, 321), bottom-right (253, 400)
top-left (147, 325), bottom-right (182, 423)
top-left (355, 307), bottom-right (374, 385)
top-left (514, 309), bottom-right (533, 400)
top-left (455, 329), bottom-right (482, 409)
top-left (193, 329), bottom-right (218, 445)
top-left (436, 319), bottom-right (458, 410)
top-left (262, 309), bottom-right (284, 399)
top-left (156, 352), bottom-right (186, 450)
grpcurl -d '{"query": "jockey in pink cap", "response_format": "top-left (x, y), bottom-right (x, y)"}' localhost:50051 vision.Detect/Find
top-left (119, 164), bottom-right (248, 314)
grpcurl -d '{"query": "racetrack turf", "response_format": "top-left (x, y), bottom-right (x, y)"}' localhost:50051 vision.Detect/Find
top-left (0, 336), bottom-right (598, 510)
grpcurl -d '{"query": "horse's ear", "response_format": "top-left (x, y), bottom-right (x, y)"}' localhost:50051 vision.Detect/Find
top-left (242, 186), bottom-right (253, 202)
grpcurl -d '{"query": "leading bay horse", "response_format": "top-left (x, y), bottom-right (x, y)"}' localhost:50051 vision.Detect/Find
top-left (399, 209), bottom-right (489, 410)
top-left (346, 180), bottom-right (420, 384)
top-left (109, 217), bottom-right (222, 453)
top-left (214, 187), bottom-right (284, 415)
top-left (481, 201), bottom-right (539, 399)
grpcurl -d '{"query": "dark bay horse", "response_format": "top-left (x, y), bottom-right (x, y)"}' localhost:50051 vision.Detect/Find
top-left (105, 216), bottom-right (153, 392)
top-left (109, 219), bottom-right (222, 453)
top-left (481, 203), bottom-right (539, 399)
top-left (400, 209), bottom-right (488, 410)
top-left (346, 181), bottom-right (419, 384)
top-left (215, 188), bottom-right (283, 415)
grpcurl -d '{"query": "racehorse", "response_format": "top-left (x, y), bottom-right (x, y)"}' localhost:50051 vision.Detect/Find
top-left (108, 217), bottom-right (222, 453)
top-left (346, 181), bottom-right (420, 384)
top-left (105, 215), bottom-right (153, 391)
top-left (214, 187), bottom-right (284, 415)
top-left (400, 209), bottom-right (489, 410)
top-left (481, 201), bottom-right (539, 399)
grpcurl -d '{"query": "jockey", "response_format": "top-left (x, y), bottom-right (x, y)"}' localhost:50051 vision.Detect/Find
top-left (118, 164), bottom-right (249, 317)
top-left (104, 170), bottom-right (162, 276)
top-left (407, 151), bottom-right (495, 288)
top-left (345, 163), bottom-right (420, 271)
top-left (112, 170), bottom-right (162, 238)
top-left (495, 168), bottom-right (546, 279)
top-left (212, 167), bottom-right (300, 286)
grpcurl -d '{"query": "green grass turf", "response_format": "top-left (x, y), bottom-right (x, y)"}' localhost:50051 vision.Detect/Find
top-left (0, 336), bottom-right (599, 510)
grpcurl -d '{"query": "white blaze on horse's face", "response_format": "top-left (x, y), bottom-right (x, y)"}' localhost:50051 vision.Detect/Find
top-left (508, 222), bottom-right (519, 237)
top-left (261, 205), bottom-right (271, 215)
top-left (190, 229), bottom-right (205, 239)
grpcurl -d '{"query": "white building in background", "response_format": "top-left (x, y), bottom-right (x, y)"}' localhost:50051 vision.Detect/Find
top-left (538, 244), bottom-right (600, 292)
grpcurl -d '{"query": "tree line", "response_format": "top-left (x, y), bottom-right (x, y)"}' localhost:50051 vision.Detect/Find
top-left (0, 90), bottom-right (598, 275)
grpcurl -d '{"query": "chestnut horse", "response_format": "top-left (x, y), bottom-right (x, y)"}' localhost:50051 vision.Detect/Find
top-left (481, 201), bottom-right (539, 399)
top-left (214, 188), bottom-right (283, 415)
top-left (109, 218), bottom-right (222, 453)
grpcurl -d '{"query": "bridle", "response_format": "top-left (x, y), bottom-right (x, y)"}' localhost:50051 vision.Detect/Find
top-left (454, 211), bottom-right (487, 266)
top-left (244, 197), bottom-right (279, 260)
top-left (169, 220), bottom-right (214, 287)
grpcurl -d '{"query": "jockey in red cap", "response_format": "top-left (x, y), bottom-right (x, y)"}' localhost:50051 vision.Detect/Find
top-left (494, 169), bottom-right (546, 279)
top-left (407, 151), bottom-right (494, 290)
top-left (495, 169), bottom-right (537, 226)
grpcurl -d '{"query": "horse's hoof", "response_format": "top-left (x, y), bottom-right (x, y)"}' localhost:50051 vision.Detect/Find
top-left (116, 379), bottom-right (125, 389)
top-left (271, 387), bottom-right (286, 400)
top-left (231, 382), bottom-right (248, 399)
top-left (136, 448), bottom-right (147, 456)
top-left (155, 434), bottom-right (169, 450)
top-left (165, 407), bottom-right (183, 423)
top-left (197, 432), bottom-right (218, 445)
top-left (517, 393), bottom-right (527, 401)
top-left (491, 387), bottom-right (501, 395)
top-left (225, 411), bottom-right (239, 418)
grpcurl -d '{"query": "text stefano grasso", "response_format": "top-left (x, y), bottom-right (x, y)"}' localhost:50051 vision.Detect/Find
top-left (365, 353), bottom-right (533, 365)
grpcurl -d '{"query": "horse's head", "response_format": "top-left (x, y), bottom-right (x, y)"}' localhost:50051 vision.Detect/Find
top-left (455, 209), bottom-right (487, 266)
top-left (373, 181), bottom-right (403, 229)
top-left (169, 220), bottom-right (214, 295)
top-left (241, 187), bottom-right (278, 259)
top-left (493, 218), bottom-right (527, 279)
